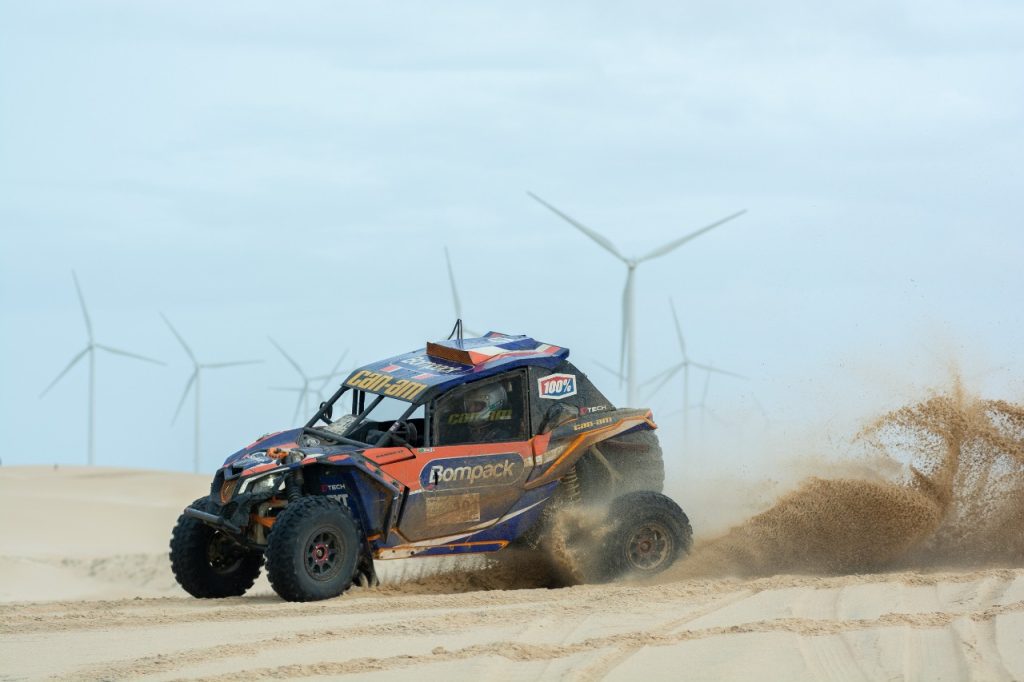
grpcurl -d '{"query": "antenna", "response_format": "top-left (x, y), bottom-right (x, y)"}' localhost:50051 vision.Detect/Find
top-left (163, 314), bottom-right (260, 473)
top-left (447, 318), bottom-right (465, 345)
top-left (528, 192), bottom-right (744, 406)
top-left (39, 271), bottom-right (164, 465)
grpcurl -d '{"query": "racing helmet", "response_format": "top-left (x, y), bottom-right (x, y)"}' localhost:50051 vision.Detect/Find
top-left (462, 382), bottom-right (507, 424)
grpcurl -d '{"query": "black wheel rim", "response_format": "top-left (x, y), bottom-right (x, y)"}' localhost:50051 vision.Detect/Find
top-left (625, 521), bottom-right (673, 571)
top-left (207, 532), bottom-right (244, 575)
top-left (305, 528), bottom-right (344, 581)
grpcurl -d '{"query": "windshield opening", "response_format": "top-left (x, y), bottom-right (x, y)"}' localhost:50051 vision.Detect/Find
top-left (304, 387), bottom-right (426, 449)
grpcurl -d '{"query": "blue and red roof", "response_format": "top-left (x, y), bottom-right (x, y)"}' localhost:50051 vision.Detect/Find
top-left (343, 332), bottom-right (569, 402)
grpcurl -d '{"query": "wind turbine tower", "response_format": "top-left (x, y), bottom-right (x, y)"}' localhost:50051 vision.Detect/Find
top-left (39, 272), bottom-right (164, 465)
top-left (163, 314), bottom-right (261, 473)
top-left (528, 192), bottom-right (745, 406)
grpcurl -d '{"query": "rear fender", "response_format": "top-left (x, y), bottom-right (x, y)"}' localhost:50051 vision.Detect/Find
top-left (525, 408), bottom-right (656, 489)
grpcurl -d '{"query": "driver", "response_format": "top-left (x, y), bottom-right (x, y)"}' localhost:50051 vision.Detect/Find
top-left (461, 381), bottom-right (515, 442)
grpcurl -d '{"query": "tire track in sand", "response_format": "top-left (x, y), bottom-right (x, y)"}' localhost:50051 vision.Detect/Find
top-left (566, 588), bottom-right (757, 682)
top-left (161, 601), bottom-right (1024, 682)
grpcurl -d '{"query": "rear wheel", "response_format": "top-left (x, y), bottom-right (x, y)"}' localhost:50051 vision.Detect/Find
top-left (170, 497), bottom-right (263, 598)
top-left (596, 491), bottom-right (692, 581)
top-left (265, 496), bottom-right (361, 602)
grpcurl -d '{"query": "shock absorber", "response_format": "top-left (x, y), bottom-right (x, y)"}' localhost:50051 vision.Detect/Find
top-left (284, 471), bottom-right (302, 502)
top-left (561, 465), bottom-right (582, 505)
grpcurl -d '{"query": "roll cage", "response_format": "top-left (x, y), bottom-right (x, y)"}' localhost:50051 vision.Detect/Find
top-left (301, 369), bottom-right (532, 451)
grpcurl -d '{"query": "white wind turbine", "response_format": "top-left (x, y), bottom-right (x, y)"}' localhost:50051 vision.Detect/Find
top-left (444, 246), bottom-right (481, 337)
top-left (528, 192), bottom-right (745, 406)
top-left (39, 271), bottom-right (164, 465)
top-left (269, 339), bottom-right (349, 423)
top-left (162, 314), bottom-right (261, 474)
top-left (644, 298), bottom-right (745, 447)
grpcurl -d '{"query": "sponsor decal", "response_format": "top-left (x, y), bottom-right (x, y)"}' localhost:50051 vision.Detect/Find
top-left (572, 416), bottom-right (614, 432)
top-left (538, 373), bottom-right (577, 400)
top-left (346, 369), bottom-right (428, 401)
top-left (447, 409), bottom-right (512, 425)
top-left (421, 453), bottom-right (524, 489)
top-left (320, 483), bottom-right (345, 493)
top-left (380, 364), bottom-right (400, 373)
top-left (425, 493), bottom-right (481, 524)
top-left (401, 356), bottom-right (463, 375)
top-left (580, 405), bottom-right (609, 415)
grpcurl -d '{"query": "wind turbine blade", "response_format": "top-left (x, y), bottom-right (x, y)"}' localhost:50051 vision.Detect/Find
top-left (592, 359), bottom-right (624, 381)
top-left (269, 337), bottom-right (306, 379)
top-left (640, 364), bottom-right (677, 387)
top-left (701, 369), bottom-right (712, 404)
top-left (637, 210), bottom-right (746, 263)
top-left (172, 370), bottom-right (197, 424)
top-left (202, 360), bottom-right (262, 369)
top-left (527, 192), bottom-right (627, 262)
top-left (646, 364), bottom-right (683, 399)
top-left (95, 344), bottom-right (165, 365)
top-left (443, 247), bottom-right (464, 320)
top-left (669, 298), bottom-right (687, 359)
top-left (160, 313), bottom-right (197, 364)
top-left (689, 361), bottom-right (747, 380)
top-left (316, 349), bottom-right (350, 392)
top-left (71, 271), bottom-right (93, 342)
top-left (39, 347), bottom-right (89, 397)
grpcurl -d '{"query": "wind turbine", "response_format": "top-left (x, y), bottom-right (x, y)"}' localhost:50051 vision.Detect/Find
top-left (162, 314), bottom-right (261, 473)
top-left (528, 192), bottom-right (745, 406)
top-left (643, 298), bottom-right (745, 446)
top-left (39, 271), bottom-right (164, 466)
top-left (444, 247), bottom-right (481, 337)
top-left (269, 339), bottom-right (349, 423)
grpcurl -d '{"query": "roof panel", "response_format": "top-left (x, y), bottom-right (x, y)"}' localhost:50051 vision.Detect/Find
top-left (343, 332), bottom-right (569, 402)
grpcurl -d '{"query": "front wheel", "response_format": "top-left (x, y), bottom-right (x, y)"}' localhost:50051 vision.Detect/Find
top-left (597, 491), bottom-right (692, 581)
top-left (265, 496), bottom-right (361, 602)
top-left (170, 497), bottom-right (263, 598)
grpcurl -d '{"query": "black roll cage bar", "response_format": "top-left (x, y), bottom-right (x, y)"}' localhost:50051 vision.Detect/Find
top-left (301, 384), bottom-right (425, 450)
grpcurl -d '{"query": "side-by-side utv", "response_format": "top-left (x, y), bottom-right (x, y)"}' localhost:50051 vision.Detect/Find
top-left (170, 331), bottom-right (692, 601)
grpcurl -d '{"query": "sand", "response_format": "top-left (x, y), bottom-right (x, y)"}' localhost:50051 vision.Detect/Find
top-left (2, 389), bottom-right (1023, 680)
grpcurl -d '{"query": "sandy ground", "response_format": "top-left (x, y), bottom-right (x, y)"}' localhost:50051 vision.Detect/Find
top-left (2, 466), bottom-right (1023, 681)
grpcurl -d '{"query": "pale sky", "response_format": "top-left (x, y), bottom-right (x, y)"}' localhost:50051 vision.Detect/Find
top-left (2, 1), bottom-right (1022, 476)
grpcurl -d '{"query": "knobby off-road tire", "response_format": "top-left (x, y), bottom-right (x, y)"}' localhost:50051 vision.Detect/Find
top-left (170, 497), bottom-right (263, 598)
top-left (596, 491), bottom-right (693, 582)
top-left (576, 428), bottom-right (665, 503)
top-left (265, 496), bottom-right (361, 602)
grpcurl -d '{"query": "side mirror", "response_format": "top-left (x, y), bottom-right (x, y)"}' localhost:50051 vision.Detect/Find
top-left (539, 402), bottom-right (577, 434)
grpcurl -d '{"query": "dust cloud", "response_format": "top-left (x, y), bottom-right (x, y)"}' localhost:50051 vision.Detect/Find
top-left (669, 381), bottom-right (1024, 579)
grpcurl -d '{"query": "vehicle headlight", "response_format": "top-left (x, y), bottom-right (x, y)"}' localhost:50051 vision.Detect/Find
top-left (239, 472), bottom-right (282, 496)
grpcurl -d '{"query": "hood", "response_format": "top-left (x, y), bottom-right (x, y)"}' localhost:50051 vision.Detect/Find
top-left (222, 428), bottom-right (302, 469)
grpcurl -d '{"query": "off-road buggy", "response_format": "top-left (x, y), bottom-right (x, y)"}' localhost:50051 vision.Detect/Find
top-left (170, 331), bottom-right (692, 601)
